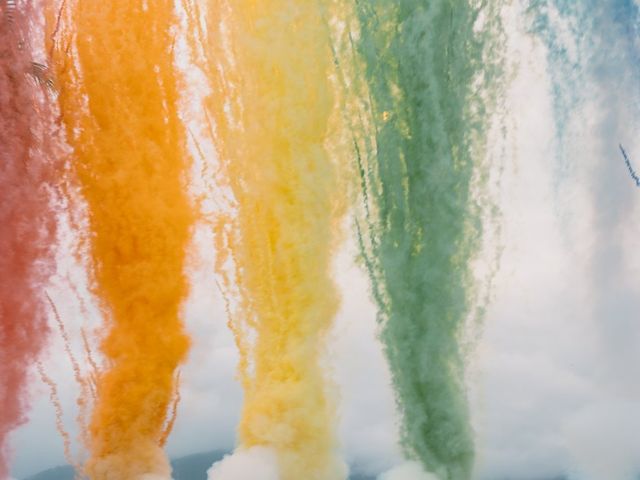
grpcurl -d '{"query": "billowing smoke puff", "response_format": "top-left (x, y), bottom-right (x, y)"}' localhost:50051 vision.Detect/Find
top-left (378, 462), bottom-right (439, 480)
top-left (208, 447), bottom-right (279, 480)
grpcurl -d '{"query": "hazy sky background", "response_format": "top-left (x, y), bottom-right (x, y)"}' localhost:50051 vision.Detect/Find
top-left (8, 3), bottom-right (640, 479)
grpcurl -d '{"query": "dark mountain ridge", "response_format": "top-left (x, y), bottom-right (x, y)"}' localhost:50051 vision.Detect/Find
top-left (23, 451), bottom-right (376, 480)
top-left (23, 454), bottom-right (569, 480)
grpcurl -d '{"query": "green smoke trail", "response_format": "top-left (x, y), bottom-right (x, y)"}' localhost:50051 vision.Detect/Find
top-left (342, 2), bottom-right (504, 479)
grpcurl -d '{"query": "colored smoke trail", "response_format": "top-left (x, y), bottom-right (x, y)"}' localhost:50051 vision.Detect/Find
top-left (527, 0), bottom-right (588, 177)
top-left (528, 1), bottom-right (640, 179)
top-left (159, 372), bottom-right (181, 448)
top-left (49, 0), bottom-right (194, 477)
top-left (343, 2), bottom-right (504, 479)
top-left (0, 0), bottom-right (62, 476)
top-left (36, 362), bottom-right (76, 470)
top-left (530, 4), bottom-right (640, 477)
top-left (187, 1), bottom-right (346, 478)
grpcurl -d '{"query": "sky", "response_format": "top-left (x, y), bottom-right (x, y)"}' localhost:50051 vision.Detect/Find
top-left (7, 2), bottom-right (640, 479)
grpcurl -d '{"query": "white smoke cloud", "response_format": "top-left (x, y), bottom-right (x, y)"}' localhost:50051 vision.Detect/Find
top-left (207, 447), bottom-right (279, 480)
top-left (377, 461), bottom-right (438, 480)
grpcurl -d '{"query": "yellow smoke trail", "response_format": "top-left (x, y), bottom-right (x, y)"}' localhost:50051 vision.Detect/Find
top-left (48, 0), bottom-right (193, 477)
top-left (186, 1), bottom-right (345, 478)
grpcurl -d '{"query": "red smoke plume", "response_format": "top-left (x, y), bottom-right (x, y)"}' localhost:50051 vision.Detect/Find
top-left (0, 0), bottom-right (63, 475)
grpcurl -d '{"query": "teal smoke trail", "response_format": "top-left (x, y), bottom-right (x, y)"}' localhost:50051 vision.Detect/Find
top-left (344, 2), bottom-right (504, 479)
top-left (527, 0), bottom-right (588, 178)
top-left (528, 0), bottom-right (640, 175)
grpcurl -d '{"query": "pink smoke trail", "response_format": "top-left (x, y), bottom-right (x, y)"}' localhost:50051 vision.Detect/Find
top-left (0, 0), bottom-right (63, 475)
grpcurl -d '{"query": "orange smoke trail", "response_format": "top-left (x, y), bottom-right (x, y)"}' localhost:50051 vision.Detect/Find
top-left (48, 0), bottom-right (193, 477)
top-left (46, 290), bottom-right (96, 457)
top-left (63, 275), bottom-right (100, 396)
top-left (80, 328), bottom-right (99, 399)
top-left (37, 362), bottom-right (76, 471)
top-left (45, 292), bottom-right (84, 388)
top-left (159, 372), bottom-right (181, 448)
